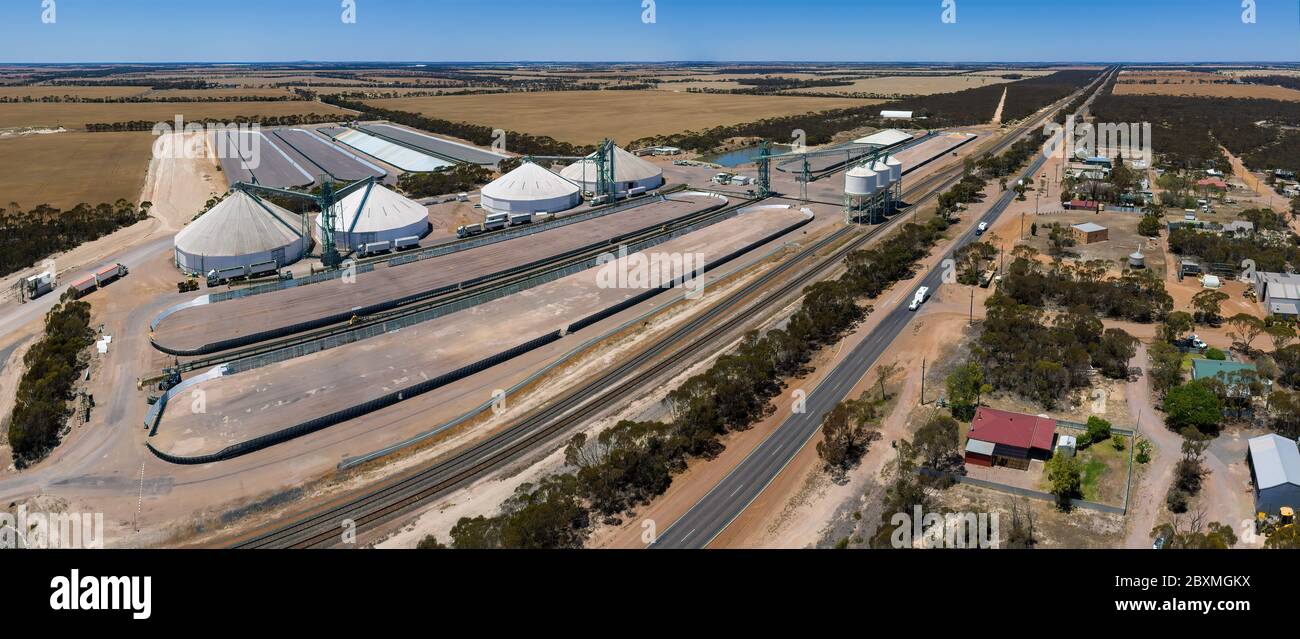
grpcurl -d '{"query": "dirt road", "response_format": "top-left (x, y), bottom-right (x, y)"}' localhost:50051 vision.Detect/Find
top-left (1121, 343), bottom-right (1178, 548)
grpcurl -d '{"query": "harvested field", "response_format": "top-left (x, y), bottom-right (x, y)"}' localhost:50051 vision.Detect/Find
top-left (362, 90), bottom-right (876, 145)
top-left (142, 88), bottom-right (296, 99)
top-left (150, 204), bottom-right (809, 458)
top-left (1113, 81), bottom-right (1300, 101)
top-left (788, 74), bottom-right (1016, 96)
top-left (0, 86), bottom-right (148, 100)
top-left (1117, 71), bottom-right (1228, 84)
top-left (151, 193), bottom-right (728, 353)
top-left (0, 101), bottom-right (352, 130)
top-left (0, 131), bottom-right (153, 209)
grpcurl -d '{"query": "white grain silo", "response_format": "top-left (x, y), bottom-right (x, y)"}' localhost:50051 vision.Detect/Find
top-left (844, 165), bottom-right (878, 197)
top-left (174, 190), bottom-right (308, 275)
top-left (885, 156), bottom-right (904, 213)
top-left (560, 145), bottom-right (664, 196)
top-left (844, 164), bottom-right (881, 225)
top-left (318, 182), bottom-right (430, 252)
top-left (481, 161), bottom-right (582, 215)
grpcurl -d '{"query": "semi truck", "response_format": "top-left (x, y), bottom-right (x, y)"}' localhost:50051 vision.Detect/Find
top-left (358, 241), bottom-right (392, 257)
top-left (508, 212), bottom-right (533, 227)
top-left (457, 223), bottom-right (485, 238)
top-left (206, 265), bottom-right (248, 287)
top-left (68, 262), bottom-right (129, 298)
top-left (483, 213), bottom-right (509, 231)
top-left (93, 263), bottom-right (128, 286)
top-left (394, 235), bottom-right (421, 251)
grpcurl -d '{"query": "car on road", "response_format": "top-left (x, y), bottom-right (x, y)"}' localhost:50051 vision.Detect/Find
top-left (909, 287), bottom-right (930, 311)
top-left (976, 221), bottom-right (989, 235)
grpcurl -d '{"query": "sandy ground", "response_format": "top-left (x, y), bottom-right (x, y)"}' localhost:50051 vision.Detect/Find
top-left (991, 88), bottom-right (1007, 125)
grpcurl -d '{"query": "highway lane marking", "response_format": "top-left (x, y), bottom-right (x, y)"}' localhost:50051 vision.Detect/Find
top-left (682, 528), bottom-right (696, 541)
top-left (730, 483), bottom-right (746, 497)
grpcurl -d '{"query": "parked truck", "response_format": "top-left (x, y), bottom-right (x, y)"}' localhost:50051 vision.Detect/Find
top-left (248, 260), bottom-right (279, 278)
top-left (67, 262), bottom-right (128, 298)
top-left (394, 235), bottom-right (421, 251)
top-left (69, 274), bottom-right (98, 299)
top-left (206, 265), bottom-right (247, 288)
top-left (358, 241), bottom-right (392, 257)
top-left (508, 212), bottom-right (533, 227)
top-left (93, 263), bottom-right (128, 286)
top-left (457, 223), bottom-right (485, 238)
top-left (483, 212), bottom-right (509, 231)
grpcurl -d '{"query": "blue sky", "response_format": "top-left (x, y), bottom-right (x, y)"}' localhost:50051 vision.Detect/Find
top-left (0, 0), bottom-right (1296, 63)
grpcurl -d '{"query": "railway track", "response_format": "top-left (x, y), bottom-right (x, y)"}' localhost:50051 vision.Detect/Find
top-left (225, 77), bottom-right (1105, 548)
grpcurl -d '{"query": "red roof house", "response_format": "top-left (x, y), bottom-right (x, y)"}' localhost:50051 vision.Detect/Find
top-left (964, 407), bottom-right (1058, 470)
top-left (1197, 178), bottom-right (1227, 190)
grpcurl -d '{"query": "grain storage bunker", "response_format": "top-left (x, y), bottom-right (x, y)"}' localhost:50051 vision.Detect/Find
top-left (561, 145), bottom-right (664, 196)
top-left (480, 161), bottom-right (582, 215)
top-left (173, 190), bottom-right (308, 275)
top-left (318, 182), bottom-right (430, 252)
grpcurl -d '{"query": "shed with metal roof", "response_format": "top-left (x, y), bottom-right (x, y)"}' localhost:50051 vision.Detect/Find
top-left (1247, 434), bottom-right (1300, 516)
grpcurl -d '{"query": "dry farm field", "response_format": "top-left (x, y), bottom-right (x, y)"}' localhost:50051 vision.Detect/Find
top-left (0, 101), bottom-right (352, 130)
top-left (364, 90), bottom-right (879, 145)
top-left (0, 131), bottom-right (154, 209)
top-left (787, 74), bottom-right (1015, 96)
top-left (1113, 81), bottom-right (1300, 101)
top-left (0, 86), bottom-right (151, 100)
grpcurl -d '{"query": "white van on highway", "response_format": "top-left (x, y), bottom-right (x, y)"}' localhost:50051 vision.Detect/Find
top-left (909, 287), bottom-right (930, 311)
top-left (976, 222), bottom-right (989, 235)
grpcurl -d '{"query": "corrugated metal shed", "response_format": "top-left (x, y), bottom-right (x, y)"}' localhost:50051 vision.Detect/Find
top-left (853, 128), bottom-right (914, 147)
top-left (1249, 434), bottom-right (1300, 490)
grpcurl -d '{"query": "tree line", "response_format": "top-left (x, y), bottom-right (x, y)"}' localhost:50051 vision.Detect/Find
top-left (84, 113), bottom-right (342, 132)
top-left (0, 95), bottom-right (307, 104)
top-left (1092, 90), bottom-right (1300, 173)
top-left (6, 296), bottom-right (95, 467)
top-left (1168, 225), bottom-right (1300, 273)
top-left (0, 200), bottom-right (148, 278)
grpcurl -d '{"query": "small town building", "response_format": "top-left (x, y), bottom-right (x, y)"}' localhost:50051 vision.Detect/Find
top-left (1252, 271), bottom-right (1300, 318)
top-left (1056, 434), bottom-right (1078, 457)
top-left (1247, 434), bottom-right (1300, 517)
top-left (880, 110), bottom-right (914, 119)
top-left (1191, 358), bottom-right (1257, 381)
top-left (1071, 222), bottom-right (1109, 244)
top-left (963, 407), bottom-right (1058, 470)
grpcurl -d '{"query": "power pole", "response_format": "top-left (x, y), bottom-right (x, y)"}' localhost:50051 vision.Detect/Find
top-left (969, 287), bottom-right (975, 326)
top-left (920, 359), bottom-right (926, 405)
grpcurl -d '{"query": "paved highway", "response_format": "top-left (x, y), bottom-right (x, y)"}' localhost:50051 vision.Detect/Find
top-left (651, 137), bottom-right (1055, 549)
